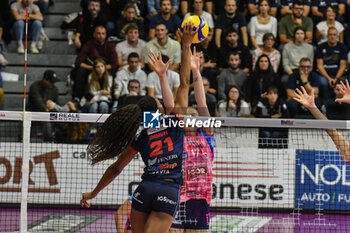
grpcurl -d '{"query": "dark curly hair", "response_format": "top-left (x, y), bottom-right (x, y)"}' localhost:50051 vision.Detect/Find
top-left (88, 96), bottom-right (158, 164)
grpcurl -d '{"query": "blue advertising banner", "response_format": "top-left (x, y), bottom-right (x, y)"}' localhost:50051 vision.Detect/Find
top-left (295, 150), bottom-right (350, 210)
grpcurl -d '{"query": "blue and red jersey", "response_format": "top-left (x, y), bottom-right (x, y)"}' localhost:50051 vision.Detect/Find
top-left (130, 111), bottom-right (184, 184)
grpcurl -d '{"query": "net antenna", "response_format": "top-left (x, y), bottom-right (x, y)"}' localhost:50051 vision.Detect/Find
top-left (20, 6), bottom-right (31, 233)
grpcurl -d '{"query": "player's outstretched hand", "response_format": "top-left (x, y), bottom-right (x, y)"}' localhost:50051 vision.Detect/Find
top-left (178, 21), bottom-right (197, 47)
top-left (148, 51), bottom-right (171, 78)
top-left (293, 86), bottom-right (316, 110)
top-left (335, 80), bottom-right (350, 104)
top-left (80, 192), bottom-right (95, 208)
top-left (190, 46), bottom-right (202, 71)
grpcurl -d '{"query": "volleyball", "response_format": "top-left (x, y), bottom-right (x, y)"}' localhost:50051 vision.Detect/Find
top-left (181, 15), bottom-right (209, 44)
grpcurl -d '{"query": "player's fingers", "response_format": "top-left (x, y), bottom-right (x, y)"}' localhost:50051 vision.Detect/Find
top-left (295, 88), bottom-right (302, 95)
top-left (177, 28), bottom-right (183, 37)
top-left (158, 51), bottom-right (162, 62)
top-left (300, 86), bottom-right (307, 94)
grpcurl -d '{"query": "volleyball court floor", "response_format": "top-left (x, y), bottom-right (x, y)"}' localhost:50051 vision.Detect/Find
top-left (1, 208), bottom-right (349, 232)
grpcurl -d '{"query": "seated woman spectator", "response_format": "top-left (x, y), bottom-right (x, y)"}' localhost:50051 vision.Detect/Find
top-left (254, 86), bottom-right (289, 138)
top-left (183, 0), bottom-right (214, 35)
top-left (282, 27), bottom-right (314, 88)
top-left (311, 0), bottom-right (345, 23)
top-left (115, 3), bottom-right (145, 39)
top-left (249, 0), bottom-right (277, 49)
top-left (217, 85), bottom-right (251, 117)
top-left (86, 59), bottom-right (113, 132)
top-left (252, 33), bottom-right (280, 73)
top-left (11, 0), bottom-right (43, 54)
top-left (246, 54), bottom-right (284, 111)
top-left (315, 5), bottom-right (344, 45)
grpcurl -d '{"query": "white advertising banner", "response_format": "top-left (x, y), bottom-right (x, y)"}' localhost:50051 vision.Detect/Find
top-left (0, 143), bottom-right (295, 208)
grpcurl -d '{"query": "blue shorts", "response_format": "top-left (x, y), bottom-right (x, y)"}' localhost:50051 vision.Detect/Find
top-left (131, 179), bottom-right (180, 217)
top-left (171, 199), bottom-right (210, 229)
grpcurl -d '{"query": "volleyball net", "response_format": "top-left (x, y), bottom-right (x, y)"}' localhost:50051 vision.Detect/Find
top-left (1, 111), bottom-right (350, 232)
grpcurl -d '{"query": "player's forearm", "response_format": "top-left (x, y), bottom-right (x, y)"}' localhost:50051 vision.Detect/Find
top-left (307, 105), bottom-right (327, 120)
top-left (327, 130), bottom-right (350, 162)
top-left (159, 74), bottom-right (175, 112)
top-left (91, 165), bottom-right (120, 197)
top-left (192, 69), bottom-right (207, 108)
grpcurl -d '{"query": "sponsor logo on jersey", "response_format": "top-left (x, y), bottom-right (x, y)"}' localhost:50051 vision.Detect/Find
top-left (186, 167), bottom-right (208, 177)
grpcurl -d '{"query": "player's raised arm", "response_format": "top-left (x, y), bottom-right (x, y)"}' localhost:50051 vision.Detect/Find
top-left (175, 22), bottom-right (196, 114)
top-left (294, 86), bottom-right (350, 162)
top-left (190, 47), bottom-right (214, 135)
top-left (148, 51), bottom-right (174, 114)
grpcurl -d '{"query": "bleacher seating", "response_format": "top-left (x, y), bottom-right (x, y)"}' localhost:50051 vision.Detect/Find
top-left (2, 0), bottom-right (81, 111)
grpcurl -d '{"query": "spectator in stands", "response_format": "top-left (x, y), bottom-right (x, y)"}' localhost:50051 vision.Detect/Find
top-left (115, 23), bottom-right (145, 69)
top-left (286, 58), bottom-right (322, 118)
top-left (217, 85), bottom-right (251, 117)
top-left (86, 58), bottom-right (113, 112)
top-left (218, 28), bottom-right (252, 73)
top-left (144, 23), bottom-right (181, 72)
top-left (123, 0), bottom-right (147, 19)
top-left (115, 3), bottom-right (145, 40)
top-left (81, 0), bottom-right (120, 34)
top-left (217, 52), bottom-right (248, 100)
top-left (248, 0), bottom-right (278, 17)
top-left (252, 33), bottom-right (280, 73)
top-left (149, 0), bottom-right (181, 40)
top-left (180, 0), bottom-right (214, 18)
top-left (117, 79), bottom-right (143, 109)
top-left (11, 0), bottom-right (43, 54)
top-left (28, 70), bottom-right (76, 142)
top-left (325, 79), bottom-right (350, 120)
top-left (246, 54), bottom-right (284, 111)
top-left (112, 52), bottom-right (147, 111)
top-left (248, 0), bottom-right (277, 49)
top-left (188, 76), bottom-right (217, 116)
top-left (316, 27), bottom-right (347, 103)
top-left (74, 0), bottom-right (107, 49)
top-left (183, 0), bottom-right (214, 35)
top-left (33, 0), bottom-right (49, 15)
top-left (73, 25), bottom-right (118, 99)
top-left (282, 27), bottom-right (314, 88)
top-left (215, 0), bottom-right (248, 48)
top-left (254, 86), bottom-right (289, 138)
top-left (315, 6), bottom-right (344, 45)
top-left (147, 54), bottom-right (179, 104)
top-left (278, 0), bottom-right (313, 50)
top-left (86, 59), bottom-right (113, 133)
top-left (148, 0), bottom-right (179, 16)
top-left (280, 0), bottom-right (311, 17)
top-left (312, 0), bottom-right (345, 23)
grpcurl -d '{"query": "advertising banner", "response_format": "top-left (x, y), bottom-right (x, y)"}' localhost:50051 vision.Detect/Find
top-left (295, 149), bottom-right (350, 210)
top-left (0, 143), bottom-right (295, 208)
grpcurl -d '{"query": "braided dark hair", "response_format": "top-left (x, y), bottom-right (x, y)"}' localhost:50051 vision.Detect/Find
top-left (88, 96), bottom-right (158, 164)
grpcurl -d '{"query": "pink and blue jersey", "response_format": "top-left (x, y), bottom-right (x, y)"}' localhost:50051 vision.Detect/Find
top-left (181, 128), bottom-right (214, 204)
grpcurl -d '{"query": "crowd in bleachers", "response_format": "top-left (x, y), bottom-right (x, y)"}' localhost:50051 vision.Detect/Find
top-left (2, 0), bottom-right (350, 140)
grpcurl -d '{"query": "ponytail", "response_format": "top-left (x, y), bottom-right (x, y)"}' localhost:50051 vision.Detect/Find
top-left (88, 96), bottom-right (158, 164)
